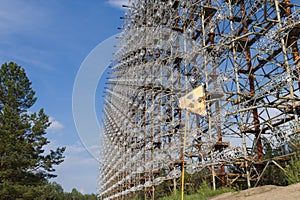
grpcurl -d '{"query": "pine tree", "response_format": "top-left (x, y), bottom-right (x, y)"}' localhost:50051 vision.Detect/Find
top-left (0, 62), bottom-right (65, 199)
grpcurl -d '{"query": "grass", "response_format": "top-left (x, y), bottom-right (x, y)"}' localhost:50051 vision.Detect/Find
top-left (158, 182), bottom-right (234, 200)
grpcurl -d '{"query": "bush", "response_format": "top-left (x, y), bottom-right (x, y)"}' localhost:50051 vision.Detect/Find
top-left (159, 181), bottom-right (233, 200)
top-left (286, 155), bottom-right (300, 184)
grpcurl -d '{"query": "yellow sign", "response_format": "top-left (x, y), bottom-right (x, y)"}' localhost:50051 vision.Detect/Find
top-left (178, 84), bottom-right (206, 116)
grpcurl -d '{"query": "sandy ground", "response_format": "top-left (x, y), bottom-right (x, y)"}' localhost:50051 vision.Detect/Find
top-left (209, 183), bottom-right (300, 200)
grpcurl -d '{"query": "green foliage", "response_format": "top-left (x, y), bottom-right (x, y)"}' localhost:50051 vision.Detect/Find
top-left (184, 170), bottom-right (207, 194)
top-left (0, 180), bottom-right (65, 200)
top-left (0, 181), bottom-right (97, 200)
top-left (0, 62), bottom-right (36, 112)
top-left (39, 181), bottom-right (65, 200)
top-left (286, 155), bottom-right (300, 184)
top-left (63, 188), bottom-right (97, 200)
top-left (261, 162), bottom-right (288, 186)
top-left (154, 180), bottom-right (171, 199)
top-left (158, 181), bottom-right (233, 200)
top-left (0, 62), bottom-right (65, 199)
top-left (258, 135), bottom-right (299, 186)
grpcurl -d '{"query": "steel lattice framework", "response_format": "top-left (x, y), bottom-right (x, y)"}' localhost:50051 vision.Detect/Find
top-left (99, 0), bottom-right (300, 199)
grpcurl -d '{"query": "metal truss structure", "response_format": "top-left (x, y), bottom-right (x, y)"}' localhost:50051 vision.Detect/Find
top-left (99, 0), bottom-right (300, 199)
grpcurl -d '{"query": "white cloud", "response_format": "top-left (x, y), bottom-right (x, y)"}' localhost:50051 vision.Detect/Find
top-left (48, 117), bottom-right (64, 132)
top-left (43, 140), bottom-right (99, 193)
top-left (53, 141), bottom-right (99, 193)
top-left (107, 0), bottom-right (129, 9)
top-left (66, 142), bottom-right (100, 161)
top-left (66, 141), bottom-right (86, 154)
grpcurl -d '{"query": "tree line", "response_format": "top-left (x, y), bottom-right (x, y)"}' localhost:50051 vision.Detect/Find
top-left (37, 182), bottom-right (97, 200)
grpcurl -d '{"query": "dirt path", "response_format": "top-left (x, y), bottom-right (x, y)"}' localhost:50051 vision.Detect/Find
top-left (209, 183), bottom-right (300, 200)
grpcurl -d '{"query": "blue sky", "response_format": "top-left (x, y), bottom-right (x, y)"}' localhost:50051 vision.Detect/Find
top-left (0, 0), bottom-right (126, 194)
